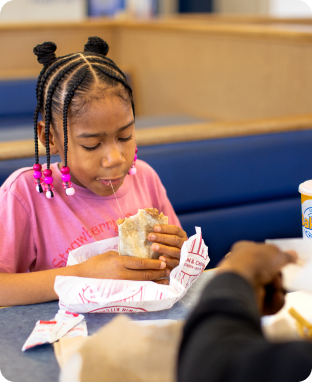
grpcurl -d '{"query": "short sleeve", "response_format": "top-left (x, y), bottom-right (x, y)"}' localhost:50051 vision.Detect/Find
top-left (0, 188), bottom-right (36, 273)
top-left (150, 167), bottom-right (182, 229)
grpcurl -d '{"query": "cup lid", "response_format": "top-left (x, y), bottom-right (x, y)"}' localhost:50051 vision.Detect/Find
top-left (299, 180), bottom-right (312, 196)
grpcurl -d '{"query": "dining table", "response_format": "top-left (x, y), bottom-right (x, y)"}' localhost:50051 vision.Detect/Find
top-left (0, 270), bottom-right (216, 382)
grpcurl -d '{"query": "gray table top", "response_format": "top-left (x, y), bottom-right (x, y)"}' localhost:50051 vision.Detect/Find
top-left (0, 271), bottom-right (215, 382)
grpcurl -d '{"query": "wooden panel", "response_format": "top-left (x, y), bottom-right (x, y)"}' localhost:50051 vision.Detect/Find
top-left (171, 14), bottom-right (312, 24)
top-left (0, 21), bottom-right (116, 79)
top-left (114, 25), bottom-right (312, 120)
top-left (0, 139), bottom-right (45, 160)
top-left (1, 114), bottom-right (312, 160)
top-left (2, 19), bottom-right (312, 120)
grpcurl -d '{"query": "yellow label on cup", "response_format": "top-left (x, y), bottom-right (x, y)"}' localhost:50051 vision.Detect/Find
top-left (299, 180), bottom-right (312, 240)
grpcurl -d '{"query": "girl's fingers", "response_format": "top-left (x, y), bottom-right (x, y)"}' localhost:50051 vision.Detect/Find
top-left (148, 232), bottom-right (185, 249)
top-left (159, 256), bottom-right (179, 270)
top-left (123, 268), bottom-right (170, 281)
top-left (151, 243), bottom-right (181, 259)
top-left (121, 256), bottom-right (166, 270)
top-left (154, 224), bottom-right (187, 239)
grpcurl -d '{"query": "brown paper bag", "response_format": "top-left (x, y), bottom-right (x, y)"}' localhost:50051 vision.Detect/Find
top-left (60, 316), bottom-right (183, 382)
top-left (54, 336), bottom-right (88, 368)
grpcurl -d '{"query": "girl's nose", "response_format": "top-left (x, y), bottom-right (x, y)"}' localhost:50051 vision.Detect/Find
top-left (101, 145), bottom-right (125, 168)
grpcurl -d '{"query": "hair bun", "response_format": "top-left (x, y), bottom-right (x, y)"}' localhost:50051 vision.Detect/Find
top-left (33, 42), bottom-right (57, 67)
top-left (84, 36), bottom-right (109, 56)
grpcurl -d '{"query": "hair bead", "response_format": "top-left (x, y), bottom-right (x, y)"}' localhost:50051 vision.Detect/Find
top-left (65, 187), bottom-right (75, 196)
top-left (128, 145), bottom-right (138, 176)
top-left (60, 166), bottom-right (70, 175)
top-left (33, 165), bottom-right (43, 193)
top-left (34, 180), bottom-right (44, 193)
top-left (128, 166), bottom-right (137, 175)
top-left (61, 166), bottom-right (75, 196)
top-left (33, 171), bottom-right (42, 179)
top-left (61, 174), bottom-right (71, 182)
top-left (44, 176), bottom-right (53, 184)
top-left (43, 169), bottom-right (52, 177)
top-left (33, 164), bottom-right (42, 171)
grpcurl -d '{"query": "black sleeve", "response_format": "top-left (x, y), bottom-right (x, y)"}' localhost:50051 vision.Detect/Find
top-left (178, 273), bottom-right (312, 382)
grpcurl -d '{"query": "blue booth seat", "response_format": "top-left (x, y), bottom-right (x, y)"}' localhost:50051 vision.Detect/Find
top-left (1, 129), bottom-right (311, 268)
top-left (0, 78), bottom-right (37, 142)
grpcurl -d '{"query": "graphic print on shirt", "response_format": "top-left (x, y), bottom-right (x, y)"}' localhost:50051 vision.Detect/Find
top-left (52, 214), bottom-right (132, 268)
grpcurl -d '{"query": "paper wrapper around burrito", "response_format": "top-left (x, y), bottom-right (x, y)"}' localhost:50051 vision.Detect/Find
top-left (117, 208), bottom-right (168, 259)
top-left (56, 227), bottom-right (209, 313)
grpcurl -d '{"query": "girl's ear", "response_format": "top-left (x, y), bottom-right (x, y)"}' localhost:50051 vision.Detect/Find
top-left (37, 121), bottom-right (59, 154)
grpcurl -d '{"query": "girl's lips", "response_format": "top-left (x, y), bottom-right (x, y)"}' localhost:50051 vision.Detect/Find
top-left (99, 177), bottom-right (123, 187)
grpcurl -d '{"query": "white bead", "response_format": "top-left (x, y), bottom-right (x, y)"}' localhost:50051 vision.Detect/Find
top-left (36, 185), bottom-right (40, 193)
top-left (66, 187), bottom-right (75, 196)
top-left (46, 191), bottom-right (52, 199)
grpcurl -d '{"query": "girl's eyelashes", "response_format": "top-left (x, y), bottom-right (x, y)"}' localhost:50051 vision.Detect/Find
top-left (118, 135), bottom-right (133, 142)
top-left (81, 135), bottom-right (133, 150)
top-left (81, 143), bottom-right (101, 151)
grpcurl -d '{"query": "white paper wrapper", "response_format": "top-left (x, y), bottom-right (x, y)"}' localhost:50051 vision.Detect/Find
top-left (55, 227), bottom-right (209, 313)
top-left (266, 238), bottom-right (312, 292)
top-left (22, 310), bottom-right (85, 351)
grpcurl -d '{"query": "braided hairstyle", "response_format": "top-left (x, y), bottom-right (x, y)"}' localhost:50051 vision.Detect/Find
top-left (32, 36), bottom-right (134, 198)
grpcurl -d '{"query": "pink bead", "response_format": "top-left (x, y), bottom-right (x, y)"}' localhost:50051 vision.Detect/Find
top-left (62, 181), bottom-right (72, 189)
top-left (44, 176), bottom-right (53, 184)
top-left (33, 164), bottom-right (42, 171)
top-left (134, 154), bottom-right (137, 161)
top-left (33, 171), bottom-right (42, 179)
top-left (44, 183), bottom-right (54, 191)
top-left (62, 174), bottom-right (71, 182)
top-left (43, 169), bottom-right (52, 177)
top-left (129, 167), bottom-right (137, 175)
top-left (61, 167), bottom-right (70, 175)
top-left (135, 146), bottom-right (138, 154)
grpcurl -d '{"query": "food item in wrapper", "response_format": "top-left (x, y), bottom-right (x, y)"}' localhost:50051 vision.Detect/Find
top-left (117, 208), bottom-right (168, 259)
top-left (55, 227), bottom-right (210, 314)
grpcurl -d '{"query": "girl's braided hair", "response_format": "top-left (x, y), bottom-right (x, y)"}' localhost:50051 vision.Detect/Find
top-left (33, 36), bottom-right (134, 169)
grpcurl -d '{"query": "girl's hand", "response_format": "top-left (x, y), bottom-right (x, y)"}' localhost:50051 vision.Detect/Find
top-left (77, 251), bottom-right (170, 283)
top-left (148, 225), bottom-right (188, 271)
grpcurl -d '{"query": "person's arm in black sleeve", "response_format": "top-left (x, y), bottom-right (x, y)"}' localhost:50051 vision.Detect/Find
top-left (178, 242), bottom-right (312, 382)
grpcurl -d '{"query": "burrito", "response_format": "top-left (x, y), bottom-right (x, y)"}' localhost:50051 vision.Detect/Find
top-left (117, 208), bottom-right (168, 259)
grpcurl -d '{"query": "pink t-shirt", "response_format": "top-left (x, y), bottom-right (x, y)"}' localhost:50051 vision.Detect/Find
top-left (0, 160), bottom-right (181, 273)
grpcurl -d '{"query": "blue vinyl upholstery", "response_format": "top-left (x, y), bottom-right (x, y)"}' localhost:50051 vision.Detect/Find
top-left (0, 78), bottom-right (37, 118)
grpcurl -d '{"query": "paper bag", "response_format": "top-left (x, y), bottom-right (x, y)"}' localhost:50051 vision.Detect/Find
top-left (60, 316), bottom-right (183, 382)
top-left (55, 227), bottom-right (209, 313)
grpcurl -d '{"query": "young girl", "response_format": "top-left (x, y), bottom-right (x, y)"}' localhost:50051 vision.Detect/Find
top-left (0, 37), bottom-right (187, 306)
